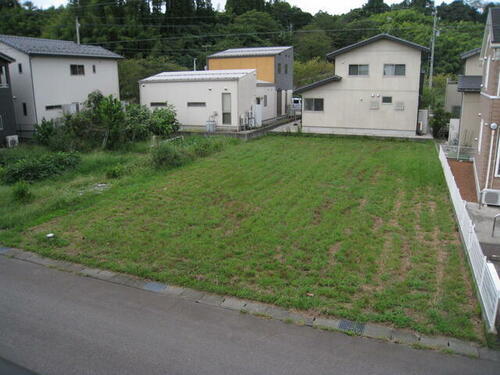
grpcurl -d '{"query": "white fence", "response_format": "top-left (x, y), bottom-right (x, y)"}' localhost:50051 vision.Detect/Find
top-left (438, 145), bottom-right (500, 331)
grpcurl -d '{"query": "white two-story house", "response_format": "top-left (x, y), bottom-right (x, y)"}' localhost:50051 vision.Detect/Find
top-left (0, 34), bottom-right (122, 137)
top-left (295, 34), bottom-right (429, 137)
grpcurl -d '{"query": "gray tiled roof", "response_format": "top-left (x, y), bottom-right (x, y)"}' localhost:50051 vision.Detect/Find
top-left (140, 69), bottom-right (255, 83)
top-left (457, 75), bottom-right (482, 92)
top-left (208, 46), bottom-right (292, 58)
top-left (326, 33), bottom-right (429, 60)
top-left (0, 51), bottom-right (14, 63)
top-left (491, 8), bottom-right (500, 43)
top-left (294, 75), bottom-right (342, 94)
top-left (460, 47), bottom-right (481, 60)
top-left (0, 34), bottom-right (122, 59)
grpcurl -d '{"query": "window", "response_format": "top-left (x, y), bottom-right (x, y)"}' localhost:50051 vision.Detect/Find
top-left (22, 102), bottom-right (27, 116)
top-left (150, 102), bottom-right (166, 107)
top-left (277, 63), bottom-right (282, 74)
top-left (222, 93), bottom-right (231, 125)
top-left (383, 64), bottom-right (406, 76)
top-left (18, 63), bottom-right (22, 74)
top-left (264, 95), bottom-right (267, 107)
top-left (348, 64), bottom-right (369, 76)
top-left (304, 98), bottom-right (324, 111)
top-left (70, 64), bottom-right (85, 76)
top-left (256, 97), bottom-right (261, 105)
top-left (92, 65), bottom-right (96, 74)
top-left (45, 105), bottom-right (62, 110)
top-left (0, 65), bottom-right (7, 87)
top-left (187, 102), bottom-right (206, 107)
top-left (0, 115), bottom-right (3, 131)
top-left (285, 64), bottom-right (288, 74)
top-left (382, 96), bottom-right (392, 104)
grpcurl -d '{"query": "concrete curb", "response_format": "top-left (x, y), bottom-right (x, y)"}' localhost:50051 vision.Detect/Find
top-left (1, 246), bottom-right (498, 362)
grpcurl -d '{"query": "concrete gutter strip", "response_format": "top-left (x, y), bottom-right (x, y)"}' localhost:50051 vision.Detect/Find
top-left (1, 246), bottom-right (498, 362)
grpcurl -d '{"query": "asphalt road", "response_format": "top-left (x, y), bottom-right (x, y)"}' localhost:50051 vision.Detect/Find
top-left (0, 256), bottom-right (497, 375)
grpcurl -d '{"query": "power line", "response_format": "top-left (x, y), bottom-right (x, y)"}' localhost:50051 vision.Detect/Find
top-left (85, 23), bottom-right (483, 46)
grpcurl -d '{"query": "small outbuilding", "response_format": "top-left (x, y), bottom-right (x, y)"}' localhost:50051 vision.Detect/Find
top-left (140, 69), bottom-right (258, 132)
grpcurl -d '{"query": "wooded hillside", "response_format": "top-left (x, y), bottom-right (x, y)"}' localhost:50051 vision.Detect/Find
top-left (0, 0), bottom-right (494, 100)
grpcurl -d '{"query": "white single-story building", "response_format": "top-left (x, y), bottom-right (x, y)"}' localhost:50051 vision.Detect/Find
top-left (0, 34), bottom-right (122, 137)
top-left (256, 80), bottom-right (277, 123)
top-left (295, 34), bottom-right (429, 137)
top-left (140, 69), bottom-right (259, 132)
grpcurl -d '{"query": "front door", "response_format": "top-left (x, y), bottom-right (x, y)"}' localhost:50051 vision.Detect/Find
top-left (277, 89), bottom-right (282, 116)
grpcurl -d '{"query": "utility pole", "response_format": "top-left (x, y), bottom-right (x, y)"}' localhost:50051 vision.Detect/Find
top-left (193, 58), bottom-right (197, 71)
top-left (75, 17), bottom-right (81, 45)
top-left (428, 8), bottom-right (438, 88)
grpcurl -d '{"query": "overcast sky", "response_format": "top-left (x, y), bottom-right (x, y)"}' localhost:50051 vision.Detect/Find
top-left (30, 0), bottom-right (454, 15)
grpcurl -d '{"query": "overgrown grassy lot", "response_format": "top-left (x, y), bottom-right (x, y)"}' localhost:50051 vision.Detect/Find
top-left (0, 136), bottom-right (482, 341)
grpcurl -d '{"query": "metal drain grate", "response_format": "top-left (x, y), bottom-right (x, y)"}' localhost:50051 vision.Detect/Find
top-left (338, 319), bottom-right (365, 335)
top-left (0, 247), bottom-right (11, 254)
top-left (143, 282), bottom-right (167, 292)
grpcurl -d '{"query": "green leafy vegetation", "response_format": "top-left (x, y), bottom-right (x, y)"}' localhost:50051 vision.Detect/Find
top-left (0, 1), bottom-right (488, 101)
top-left (0, 136), bottom-right (483, 342)
top-left (12, 181), bottom-right (34, 203)
top-left (36, 92), bottom-right (179, 151)
top-left (2, 151), bottom-right (80, 184)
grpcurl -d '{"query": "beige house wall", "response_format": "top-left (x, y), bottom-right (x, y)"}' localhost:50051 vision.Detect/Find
top-left (459, 92), bottom-right (480, 148)
top-left (464, 54), bottom-right (482, 75)
top-left (301, 39), bottom-right (421, 135)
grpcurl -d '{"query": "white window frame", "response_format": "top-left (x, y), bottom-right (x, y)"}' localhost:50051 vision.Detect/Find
top-left (348, 64), bottom-right (369, 76)
top-left (0, 66), bottom-right (7, 88)
top-left (497, 72), bottom-right (500, 97)
top-left (304, 98), bottom-right (324, 112)
top-left (485, 56), bottom-right (490, 89)
top-left (495, 133), bottom-right (500, 177)
top-left (478, 119), bottom-right (484, 153)
top-left (383, 64), bottom-right (406, 76)
top-left (187, 102), bottom-right (206, 107)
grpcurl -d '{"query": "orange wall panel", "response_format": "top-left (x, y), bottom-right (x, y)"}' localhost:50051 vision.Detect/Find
top-left (208, 56), bottom-right (275, 83)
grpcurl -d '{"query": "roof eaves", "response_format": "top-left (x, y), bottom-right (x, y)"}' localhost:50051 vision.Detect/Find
top-left (326, 33), bottom-right (429, 60)
top-left (294, 75), bottom-right (342, 94)
top-left (208, 46), bottom-right (292, 59)
top-left (460, 47), bottom-right (481, 60)
top-left (0, 51), bottom-right (15, 63)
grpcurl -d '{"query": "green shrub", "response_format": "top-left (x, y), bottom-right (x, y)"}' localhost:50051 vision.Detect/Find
top-left (12, 181), bottom-right (34, 203)
top-left (3, 152), bottom-right (81, 184)
top-left (124, 104), bottom-right (151, 142)
top-left (431, 104), bottom-right (451, 138)
top-left (186, 137), bottom-right (225, 157)
top-left (34, 119), bottom-right (56, 146)
top-left (151, 143), bottom-right (191, 169)
top-left (150, 107), bottom-right (179, 137)
top-left (106, 164), bottom-right (126, 179)
top-left (97, 95), bottom-right (126, 149)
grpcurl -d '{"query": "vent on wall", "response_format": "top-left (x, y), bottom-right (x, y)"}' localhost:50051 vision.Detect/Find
top-left (370, 101), bottom-right (379, 110)
top-left (394, 102), bottom-right (405, 111)
top-left (482, 189), bottom-right (500, 206)
top-left (6, 135), bottom-right (19, 148)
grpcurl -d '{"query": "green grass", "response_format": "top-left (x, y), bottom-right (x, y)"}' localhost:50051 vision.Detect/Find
top-left (0, 135), bottom-right (483, 342)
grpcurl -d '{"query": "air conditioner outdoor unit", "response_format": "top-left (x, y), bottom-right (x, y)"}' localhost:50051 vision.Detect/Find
top-left (6, 135), bottom-right (19, 148)
top-left (482, 189), bottom-right (500, 206)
